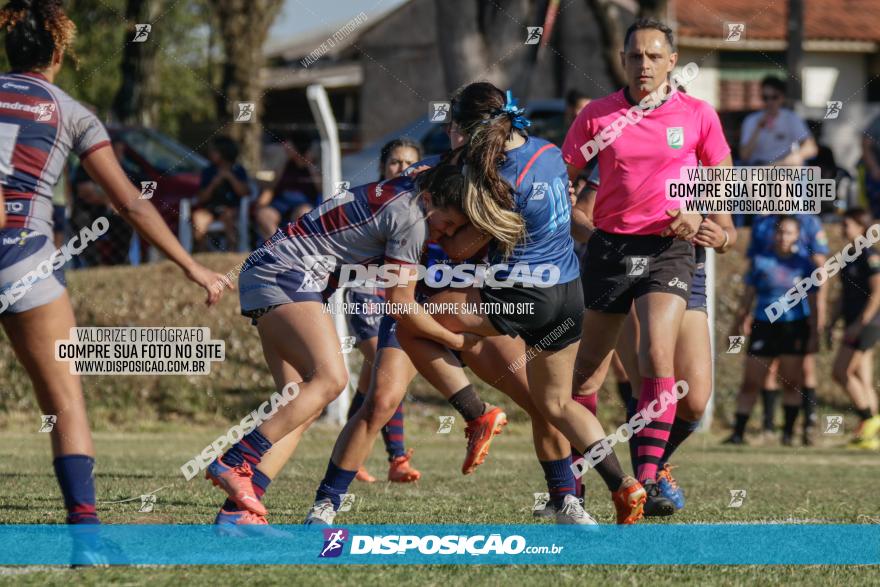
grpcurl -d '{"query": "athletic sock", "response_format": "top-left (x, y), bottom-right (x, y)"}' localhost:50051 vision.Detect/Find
top-left (220, 428), bottom-right (273, 468)
top-left (801, 387), bottom-right (817, 432)
top-left (733, 413), bottom-right (749, 438)
top-left (783, 404), bottom-right (800, 438)
top-left (448, 384), bottom-right (484, 422)
top-left (570, 394), bottom-right (597, 497)
top-left (314, 460), bottom-right (358, 509)
top-left (761, 389), bottom-right (779, 431)
top-left (222, 466), bottom-right (271, 511)
top-left (616, 381), bottom-right (633, 406)
top-left (626, 396), bottom-right (639, 477)
top-left (582, 440), bottom-right (627, 492)
top-left (346, 390), bottom-right (367, 420)
top-left (53, 455), bottom-right (99, 524)
top-left (382, 402), bottom-right (406, 460)
top-left (660, 418), bottom-right (701, 467)
top-left (540, 456), bottom-right (577, 508)
top-left (856, 407), bottom-right (873, 421)
top-left (634, 377), bottom-right (678, 483)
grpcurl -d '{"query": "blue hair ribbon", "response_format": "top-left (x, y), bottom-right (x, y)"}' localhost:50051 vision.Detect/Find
top-left (494, 90), bottom-right (531, 130)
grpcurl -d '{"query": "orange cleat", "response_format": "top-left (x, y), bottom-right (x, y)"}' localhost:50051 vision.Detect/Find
top-left (611, 475), bottom-right (646, 525)
top-left (388, 449), bottom-right (421, 483)
top-left (205, 460), bottom-right (267, 516)
top-left (461, 406), bottom-right (507, 475)
top-left (355, 466), bottom-right (377, 483)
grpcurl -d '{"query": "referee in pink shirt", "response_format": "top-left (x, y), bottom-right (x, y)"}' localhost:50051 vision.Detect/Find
top-left (562, 18), bottom-right (733, 516)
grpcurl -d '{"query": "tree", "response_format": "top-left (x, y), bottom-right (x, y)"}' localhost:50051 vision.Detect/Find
top-left (433, 0), bottom-right (542, 97)
top-left (112, 0), bottom-right (163, 126)
top-left (209, 0), bottom-right (284, 171)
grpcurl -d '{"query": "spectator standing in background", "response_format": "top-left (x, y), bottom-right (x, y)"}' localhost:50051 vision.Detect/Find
top-left (739, 76), bottom-right (817, 166)
top-left (193, 135), bottom-right (250, 252)
top-left (254, 136), bottom-right (321, 240)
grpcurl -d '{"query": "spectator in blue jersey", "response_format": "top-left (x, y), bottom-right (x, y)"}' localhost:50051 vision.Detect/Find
top-left (728, 216), bottom-right (817, 446)
top-left (747, 213), bottom-right (828, 444)
top-left (193, 135), bottom-right (250, 252)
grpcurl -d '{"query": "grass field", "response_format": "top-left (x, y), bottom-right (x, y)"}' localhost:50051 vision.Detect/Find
top-left (1, 233), bottom-right (879, 584)
top-left (1, 418), bottom-right (878, 584)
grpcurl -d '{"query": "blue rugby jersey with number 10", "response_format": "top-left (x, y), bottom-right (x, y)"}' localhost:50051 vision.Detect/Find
top-left (493, 136), bottom-right (579, 285)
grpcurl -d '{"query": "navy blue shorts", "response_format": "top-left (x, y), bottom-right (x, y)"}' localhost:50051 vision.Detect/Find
top-left (687, 263), bottom-right (707, 312)
top-left (377, 314), bottom-right (402, 350)
top-left (345, 289), bottom-right (384, 344)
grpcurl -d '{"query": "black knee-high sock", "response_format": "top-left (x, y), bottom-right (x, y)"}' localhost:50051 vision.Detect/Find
top-left (801, 387), bottom-right (817, 431)
top-left (583, 440), bottom-right (627, 491)
top-left (660, 418), bottom-right (701, 466)
top-left (616, 381), bottom-right (633, 406)
top-left (783, 404), bottom-right (799, 437)
top-left (761, 389), bottom-right (779, 431)
top-left (626, 396), bottom-right (638, 477)
top-left (733, 413), bottom-right (749, 438)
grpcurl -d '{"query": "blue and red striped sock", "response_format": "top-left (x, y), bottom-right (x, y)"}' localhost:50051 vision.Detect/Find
top-left (53, 455), bottom-right (99, 524)
top-left (315, 460), bottom-right (358, 509)
top-left (222, 466), bottom-right (271, 511)
top-left (540, 456), bottom-right (577, 508)
top-left (635, 377), bottom-right (678, 483)
top-left (381, 402), bottom-right (406, 460)
top-left (220, 428), bottom-right (273, 469)
top-left (570, 394), bottom-right (597, 497)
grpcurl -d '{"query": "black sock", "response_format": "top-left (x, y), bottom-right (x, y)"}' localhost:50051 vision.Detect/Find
top-left (761, 389), bottom-right (779, 431)
top-left (856, 407), bottom-right (873, 421)
top-left (626, 396), bottom-right (639, 477)
top-left (660, 418), bottom-right (700, 465)
top-left (733, 413), bottom-right (749, 438)
top-left (583, 440), bottom-right (627, 491)
top-left (783, 405), bottom-right (799, 437)
top-left (801, 387), bottom-right (817, 431)
top-left (616, 381), bottom-right (633, 406)
top-left (448, 385), bottom-right (484, 421)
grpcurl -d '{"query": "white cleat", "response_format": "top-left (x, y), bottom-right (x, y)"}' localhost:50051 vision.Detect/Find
top-left (304, 498), bottom-right (337, 526)
top-left (555, 494), bottom-right (599, 525)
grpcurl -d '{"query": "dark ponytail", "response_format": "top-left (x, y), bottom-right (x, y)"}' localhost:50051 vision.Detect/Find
top-left (0, 0), bottom-right (76, 72)
top-left (449, 82), bottom-right (526, 258)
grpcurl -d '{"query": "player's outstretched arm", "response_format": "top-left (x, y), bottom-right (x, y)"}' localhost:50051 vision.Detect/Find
top-left (81, 146), bottom-right (233, 305)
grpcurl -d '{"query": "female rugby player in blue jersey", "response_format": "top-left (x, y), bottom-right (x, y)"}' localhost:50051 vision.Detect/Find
top-left (727, 216), bottom-right (816, 445)
top-left (395, 82), bottom-right (648, 525)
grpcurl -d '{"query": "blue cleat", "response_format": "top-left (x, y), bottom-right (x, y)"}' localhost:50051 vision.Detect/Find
top-left (656, 464), bottom-right (685, 510)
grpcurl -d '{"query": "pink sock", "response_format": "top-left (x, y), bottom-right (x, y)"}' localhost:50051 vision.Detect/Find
top-left (635, 377), bottom-right (678, 483)
top-left (570, 394), bottom-right (598, 496)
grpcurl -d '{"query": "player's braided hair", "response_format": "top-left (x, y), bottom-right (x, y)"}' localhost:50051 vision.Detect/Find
top-left (0, 0), bottom-right (77, 72)
top-left (448, 82), bottom-right (526, 259)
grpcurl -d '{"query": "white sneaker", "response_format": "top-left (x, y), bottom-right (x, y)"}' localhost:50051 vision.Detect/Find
top-left (555, 495), bottom-right (599, 525)
top-left (304, 498), bottom-right (337, 526)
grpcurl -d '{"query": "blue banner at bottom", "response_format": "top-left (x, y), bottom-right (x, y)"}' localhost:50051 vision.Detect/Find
top-left (0, 525), bottom-right (877, 565)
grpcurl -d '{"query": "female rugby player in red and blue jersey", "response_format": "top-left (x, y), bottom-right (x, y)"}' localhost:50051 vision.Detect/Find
top-left (395, 82), bottom-right (647, 525)
top-left (204, 165), bottom-right (474, 518)
top-left (562, 18), bottom-right (732, 516)
top-left (0, 0), bottom-right (229, 527)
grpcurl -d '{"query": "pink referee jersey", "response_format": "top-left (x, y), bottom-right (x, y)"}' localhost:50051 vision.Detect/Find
top-left (562, 88), bottom-right (730, 235)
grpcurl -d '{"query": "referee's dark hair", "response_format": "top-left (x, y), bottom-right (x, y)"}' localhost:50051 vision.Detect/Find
top-left (624, 18), bottom-right (675, 51)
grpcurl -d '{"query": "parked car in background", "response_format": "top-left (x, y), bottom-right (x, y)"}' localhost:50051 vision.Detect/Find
top-left (341, 99), bottom-right (565, 186)
top-left (108, 127), bottom-right (209, 231)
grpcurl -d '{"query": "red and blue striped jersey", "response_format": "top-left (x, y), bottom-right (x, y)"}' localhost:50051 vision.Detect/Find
top-left (0, 72), bottom-right (110, 235)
